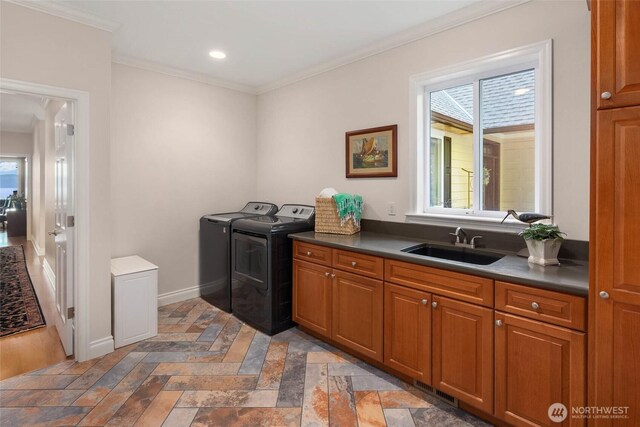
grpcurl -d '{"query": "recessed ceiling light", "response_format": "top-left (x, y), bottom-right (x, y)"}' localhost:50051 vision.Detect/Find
top-left (514, 88), bottom-right (530, 96)
top-left (209, 50), bottom-right (226, 59)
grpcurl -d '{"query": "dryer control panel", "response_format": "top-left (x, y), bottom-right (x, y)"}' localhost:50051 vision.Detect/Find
top-left (277, 204), bottom-right (315, 219)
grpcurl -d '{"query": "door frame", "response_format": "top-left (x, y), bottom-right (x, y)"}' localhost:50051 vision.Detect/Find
top-left (1, 78), bottom-right (91, 362)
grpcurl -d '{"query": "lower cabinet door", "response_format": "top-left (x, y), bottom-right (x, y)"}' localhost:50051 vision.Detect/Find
top-left (384, 283), bottom-right (431, 383)
top-left (495, 312), bottom-right (585, 427)
top-left (332, 270), bottom-right (384, 362)
top-left (293, 259), bottom-right (332, 338)
top-left (432, 295), bottom-right (494, 413)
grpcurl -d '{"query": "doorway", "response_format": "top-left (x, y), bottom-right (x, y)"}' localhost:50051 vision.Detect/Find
top-left (0, 78), bottom-right (90, 376)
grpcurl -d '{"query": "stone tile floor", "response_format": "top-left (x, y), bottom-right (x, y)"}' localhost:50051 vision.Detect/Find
top-left (0, 298), bottom-right (491, 426)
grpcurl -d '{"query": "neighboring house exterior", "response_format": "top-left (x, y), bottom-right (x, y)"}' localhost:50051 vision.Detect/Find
top-left (428, 69), bottom-right (535, 212)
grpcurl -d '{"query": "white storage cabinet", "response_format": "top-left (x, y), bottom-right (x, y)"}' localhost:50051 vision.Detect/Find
top-left (111, 256), bottom-right (158, 348)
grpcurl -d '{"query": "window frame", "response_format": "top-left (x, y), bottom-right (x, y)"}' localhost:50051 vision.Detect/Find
top-left (409, 40), bottom-right (552, 231)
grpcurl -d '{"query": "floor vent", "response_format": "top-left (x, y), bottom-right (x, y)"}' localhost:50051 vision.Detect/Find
top-left (414, 381), bottom-right (459, 408)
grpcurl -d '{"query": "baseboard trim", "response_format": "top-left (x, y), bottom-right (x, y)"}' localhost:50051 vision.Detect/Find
top-left (42, 258), bottom-right (56, 294)
top-left (31, 238), bottom-right (44, 257)
top-left (157, 282), bottom-right (219, 307)
top-left (86, 336), bottom-right (115, 361)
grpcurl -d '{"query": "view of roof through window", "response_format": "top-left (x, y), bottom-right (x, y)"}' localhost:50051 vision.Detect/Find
top-left (430, 69), bottom-right (535, 130)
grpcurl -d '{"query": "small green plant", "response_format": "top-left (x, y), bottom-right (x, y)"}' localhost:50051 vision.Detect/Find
top-left (519, 224), bottom-right (565, 241)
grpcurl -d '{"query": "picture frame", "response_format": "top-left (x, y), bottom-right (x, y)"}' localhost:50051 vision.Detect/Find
top-left (345, 124), bottom-right (397, 178)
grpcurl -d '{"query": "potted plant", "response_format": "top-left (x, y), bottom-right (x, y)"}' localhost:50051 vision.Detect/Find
top-left (520, 224), bottom-right (565, 266)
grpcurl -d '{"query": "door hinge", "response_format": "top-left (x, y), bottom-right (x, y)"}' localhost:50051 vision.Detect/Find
top-left (67, 307), bottom-right (75, 319)
top-left (67, 216), bottom-right (75, 227)
top-left (67, 124), bottom-right (75, 136)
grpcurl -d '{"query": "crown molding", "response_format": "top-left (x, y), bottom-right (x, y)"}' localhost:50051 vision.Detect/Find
top-left (112, 54), bottom-right (257, 95)
top-left (3, 0), bottom-right (120, 32)
top-left (256, 0), bottom-right (531, 94)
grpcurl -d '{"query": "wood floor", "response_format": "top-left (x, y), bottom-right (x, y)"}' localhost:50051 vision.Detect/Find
top-left (0, 232), bottom-right (69, 380)
top-left (0, 297), bottom-right (489, 426)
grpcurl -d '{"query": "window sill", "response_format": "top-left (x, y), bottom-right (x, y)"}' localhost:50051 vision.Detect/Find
top-left (405, 212), bottom-right (527, 234)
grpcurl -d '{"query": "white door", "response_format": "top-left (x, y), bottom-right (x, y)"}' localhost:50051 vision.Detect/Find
top-left (50, 102), bottom-right (75, 356)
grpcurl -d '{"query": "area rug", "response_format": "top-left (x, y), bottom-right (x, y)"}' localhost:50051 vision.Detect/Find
top-left (0, 246), bottom-right (46, 337)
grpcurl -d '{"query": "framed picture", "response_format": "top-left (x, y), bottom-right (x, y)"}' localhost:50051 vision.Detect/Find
top-left (345, 124), bottom-right (397, 178)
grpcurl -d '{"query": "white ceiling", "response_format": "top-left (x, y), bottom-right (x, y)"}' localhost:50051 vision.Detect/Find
top-left (0, 93), bottom-right (46, 134)
top-left (51, 0), bottom-right (517, 92)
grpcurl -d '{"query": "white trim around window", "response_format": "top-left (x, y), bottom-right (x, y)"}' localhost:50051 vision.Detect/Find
top-left (408, 40), bottom-right (553, 231)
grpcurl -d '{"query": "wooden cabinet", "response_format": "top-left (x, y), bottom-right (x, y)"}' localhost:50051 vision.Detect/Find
top-left (332, 270), bottom-right (383, 362)
top-left (6, 209), bottom-right (27, 237)
top-left (384, 283), bottom-right (431, 383)
top-left (496, 281), bottom-right (586, 331)
top-left (333, 249), bottom-right (384, 279)
top-left (590, 105), bottom-right (640, 424)
top-left (292, 240), bottom-right (588, 425)
top-left (496, 312), bottom-right (585, 427)
top-left (292, 259), bottom-right (332, 338)
top-left (385, 259), bottom-right (494, 307)
top-left (594, 0), bottom-right (640, 109)
top-left (294, 241), bottom-right (332, 266)
top-left (591, 0), bottom-right (640, 423)
top-left (432, 295), bottom-right (494, 414)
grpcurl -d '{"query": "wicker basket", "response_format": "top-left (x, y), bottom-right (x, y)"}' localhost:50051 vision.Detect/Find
top-left (315, 197), bottom-right (361, 235)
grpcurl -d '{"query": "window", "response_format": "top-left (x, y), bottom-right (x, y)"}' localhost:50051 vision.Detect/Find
top-left (0, 159), bottom-right (20, 199)
top-left (410, 41), bottom-right (552, 227)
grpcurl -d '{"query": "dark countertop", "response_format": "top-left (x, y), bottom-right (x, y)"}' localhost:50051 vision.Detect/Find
top-left (289, 231), bottom-right (589, 296)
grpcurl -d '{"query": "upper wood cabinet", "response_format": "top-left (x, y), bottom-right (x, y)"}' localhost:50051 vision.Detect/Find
top-left (332, 270), bottom-right (384, 362)
top-left (496, 312), bottom-right (585, 427)
top-left (432, 295), bottom-right (494, 414)
top-left (384, 283), bottom-right (431, 384)
top-left (595, 0), bottom-right (640, 109)
top-left (292, 259), bottom-right (332, 338)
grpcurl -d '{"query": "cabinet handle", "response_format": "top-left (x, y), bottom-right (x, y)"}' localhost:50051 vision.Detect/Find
top-left (325, 272), bottom-right (330, 277)
top-left (421, 299), bottom-right (428, 305)
top-left (601, 91), bottom-right (612, 100)
top-left (531, 302), bottom-right (540, 310)
top-left (331, 274), bottom-right (336, 279)
top-left (496, 319), bottom-right (503, 327)
top-left (351, 261), bottom-right (357, 267)
top-left (599, 291), bottom-right (610, 299)
top-left (431, 301), bottom-right (438, 308)
top-left (306, 251), bottom-right (312, 256)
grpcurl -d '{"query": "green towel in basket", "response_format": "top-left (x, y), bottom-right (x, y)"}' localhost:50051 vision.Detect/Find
top-left (332, 193), bottom-right (363, 226)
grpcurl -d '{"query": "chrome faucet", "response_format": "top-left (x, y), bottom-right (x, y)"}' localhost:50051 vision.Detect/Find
top-left (450, 227), bottom-right (468, 245)
top-left (449, 227), bottom-right (483, 248)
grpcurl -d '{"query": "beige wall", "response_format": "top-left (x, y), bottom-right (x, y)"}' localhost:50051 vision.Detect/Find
top-left (1, 2), bottom-right (113, 354)
top-left (0, 131), bottom-right (32, 156)
top-left (256, 0), bottom-right (590, 240)
top-left (111, 63), bottom-right (258, 297)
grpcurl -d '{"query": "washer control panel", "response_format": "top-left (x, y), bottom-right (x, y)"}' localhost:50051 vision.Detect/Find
top-left (277, 204), bottom-right (315, 219)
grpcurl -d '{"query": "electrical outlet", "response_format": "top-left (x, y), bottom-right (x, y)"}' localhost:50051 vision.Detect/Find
top-left (388, 202), bottom-right (396, 216)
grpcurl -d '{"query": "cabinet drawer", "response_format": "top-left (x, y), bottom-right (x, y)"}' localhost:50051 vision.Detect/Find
top-left (385, 259), bottom-right (494, 307)
top-left (333, 249), bottom-right (384, 279)
top-left (293, 241), bottom-right (332, 266)
top-left (495, 281), bottom-right (586, 331)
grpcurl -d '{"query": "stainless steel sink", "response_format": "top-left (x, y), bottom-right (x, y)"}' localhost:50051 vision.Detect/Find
top-left (401, 243), bottom-right (504, 265)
